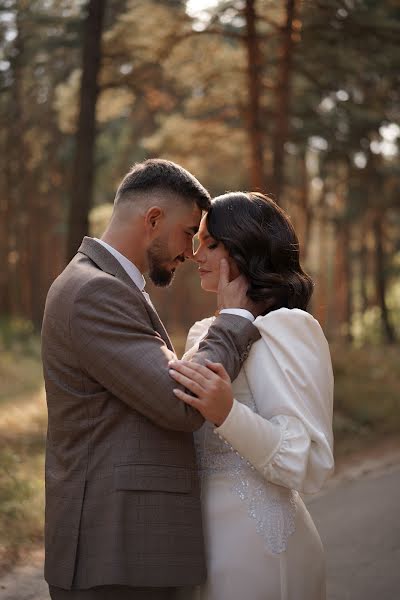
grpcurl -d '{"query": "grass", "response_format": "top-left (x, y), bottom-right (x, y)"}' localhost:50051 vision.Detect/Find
top-left (0, 327), bottom-right (399, 572)
top-left (0, 324), bottom-right (46, 573)
top-left (331, 343), bottom-right (400, 457)
top-left (0, 390), bottom-right (46, 572)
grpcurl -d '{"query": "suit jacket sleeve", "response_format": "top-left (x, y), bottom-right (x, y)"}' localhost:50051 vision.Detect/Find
top-left (70, 278), bottom-right (260, 433)
top-left (191, 313), bottom-right (260, 379)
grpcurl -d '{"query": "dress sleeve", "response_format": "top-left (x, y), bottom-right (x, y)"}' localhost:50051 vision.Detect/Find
top-left (214, 309), bottom-right (334, 494)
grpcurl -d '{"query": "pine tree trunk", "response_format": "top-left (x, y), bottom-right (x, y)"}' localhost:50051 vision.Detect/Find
top-left (244, 0), bottom-right (265, 191)
top-left (372, 211), bottom-right (396, 343)
top-left (298, 149), bottom-right (312, 262)
top-left (344, 224), bottom-right (353, 343)
top-left (29, 196), bottom-right (44, 331)
top-left (310, 205), bottom-right (329, 330)
top-left (333, 222), bottom-right (347, 339)
top-left (67, 0), bottom-right (106, 262)
top-left (0, 123), bottom-right (10, 316)
top-left (359, 220), bottom-right (369, 314)
top-left (6, 1), bottom-right (30, 319)
top-left (272, 0), bottom-right (297, 203)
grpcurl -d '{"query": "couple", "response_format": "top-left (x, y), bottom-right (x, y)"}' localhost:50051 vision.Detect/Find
top-left (42, 159), bottom-right (334, 600)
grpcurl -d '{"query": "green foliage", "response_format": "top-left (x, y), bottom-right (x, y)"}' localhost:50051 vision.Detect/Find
top-left (351, 278), bottom-right (400, 345)
top-left (0, 445), bottom-right (45, 571)
top-left (0, 337), bottom-right (45, 570)
top-left (0, 318), bottom-right (42, 404)
top-left (0, 317), bottom-right (39, 353)
top-left (332, 343), bottom-right (400, 455)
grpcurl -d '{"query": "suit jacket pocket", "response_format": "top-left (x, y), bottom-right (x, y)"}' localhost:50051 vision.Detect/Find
top-left (113, 463), bottom-right (192, 493)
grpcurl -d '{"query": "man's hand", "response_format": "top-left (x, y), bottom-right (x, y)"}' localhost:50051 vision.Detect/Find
top-left (168, 359), bottom-right (233, 426)
top-left (217, 259), bottom-right (272, 317)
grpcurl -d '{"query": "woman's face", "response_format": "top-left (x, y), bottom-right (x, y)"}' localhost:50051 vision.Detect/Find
top-left (193, 215), bottom-right (240, 292)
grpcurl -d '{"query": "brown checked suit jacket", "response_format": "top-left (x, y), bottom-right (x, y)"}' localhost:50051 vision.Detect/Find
top-left (41, 237), bottom-right (260, 590)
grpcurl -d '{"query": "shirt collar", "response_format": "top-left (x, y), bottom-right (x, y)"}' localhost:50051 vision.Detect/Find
top-left (93, 238), bottom-right (146, 292)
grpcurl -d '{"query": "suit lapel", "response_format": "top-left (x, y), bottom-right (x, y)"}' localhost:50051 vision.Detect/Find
top-left (115, 262), bottom-right (174, 351)
top-left (77, 237), bottom-right (174, 352)
top-left (143, 302), bottom-right (174, 352)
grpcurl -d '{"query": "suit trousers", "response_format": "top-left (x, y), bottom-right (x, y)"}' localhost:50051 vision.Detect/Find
top-left (49, 585), bottom-right (195, 599)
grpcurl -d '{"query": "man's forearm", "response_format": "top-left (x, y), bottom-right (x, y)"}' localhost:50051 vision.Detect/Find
top-left (191, 314), bottom-right (260, 381)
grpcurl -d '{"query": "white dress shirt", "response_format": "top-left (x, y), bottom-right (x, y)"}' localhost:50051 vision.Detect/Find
top-left (94, 238), bottom-right (155, 308)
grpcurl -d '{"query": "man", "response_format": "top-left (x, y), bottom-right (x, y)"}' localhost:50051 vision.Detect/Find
top-left (42, 159), bottom-right (261, 599)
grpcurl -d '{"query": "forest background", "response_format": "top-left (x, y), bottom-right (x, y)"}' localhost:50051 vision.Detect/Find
top-left (0, 0), bottom-right (399, 570)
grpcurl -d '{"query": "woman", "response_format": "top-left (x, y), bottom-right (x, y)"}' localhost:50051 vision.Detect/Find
top-left (169, 192), bottom-right (334, 600)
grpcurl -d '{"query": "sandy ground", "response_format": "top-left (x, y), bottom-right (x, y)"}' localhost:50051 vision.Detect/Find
top-left (1, 437), bottom-right (399, 600)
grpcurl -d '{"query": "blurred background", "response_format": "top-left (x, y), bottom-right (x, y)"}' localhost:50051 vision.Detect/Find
top-left (0, 0), bottom-right (399, 582)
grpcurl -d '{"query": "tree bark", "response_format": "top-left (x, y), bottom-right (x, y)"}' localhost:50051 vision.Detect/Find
top-left (272, 0), bottom-right (297, 204)
top-left (6, 0), bottom-right (30, 319)
top-left (310, 200), bottom-right (329, 330)
top-left (244, 0), bottom-right (265, 191)
top-left (334, 220), bottom-right (353, 343)
top-left (0, 127), bottom-right (10, 316)
top-left (372, 211), bottom-right (396, 343)
top-left (298, 149), bottom-right (313, 262)
top-left (67, 0), bottom-right (106, 262)
top-left (359, 220), bottom-right (370, 314)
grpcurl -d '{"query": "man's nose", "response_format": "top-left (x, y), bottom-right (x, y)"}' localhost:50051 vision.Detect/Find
top-left (185, 236), bottom-right (199, 261)
top-left (192, 246), bottom-right (204, 263)
top-left (184, 244), bottom-right (194, 260)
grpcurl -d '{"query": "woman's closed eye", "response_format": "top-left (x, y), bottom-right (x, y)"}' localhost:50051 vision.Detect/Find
top-left (207, 242), bottom-right (219, 250)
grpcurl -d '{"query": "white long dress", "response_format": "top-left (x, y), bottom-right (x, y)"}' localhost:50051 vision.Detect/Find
top-left (184, 308), bottom-right (334, 600)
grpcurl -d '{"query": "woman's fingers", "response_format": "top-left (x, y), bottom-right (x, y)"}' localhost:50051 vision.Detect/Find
top-left (171, 360), bottom-right (234, 426)
top-left (169, 369), bottom-right (204, 396)
top-left (169, 360), bottom-right (213, 385)
top-left (205, 360), bottom-right (231, 382)
top-left (173, 387), bottom-right (201, 408)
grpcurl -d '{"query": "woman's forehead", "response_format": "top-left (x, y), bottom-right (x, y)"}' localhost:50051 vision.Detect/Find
top-left (198, 216), bottom-right (210, 239)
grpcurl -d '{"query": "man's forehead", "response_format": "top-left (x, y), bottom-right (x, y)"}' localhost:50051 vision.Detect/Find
top-left (180, 203), bottom-right (203, 230)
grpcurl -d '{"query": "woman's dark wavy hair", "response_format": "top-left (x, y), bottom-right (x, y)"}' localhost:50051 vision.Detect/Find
top-left (206, 192), bottom-right (314, 312)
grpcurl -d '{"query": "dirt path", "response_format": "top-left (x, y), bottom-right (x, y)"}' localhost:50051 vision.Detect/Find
top-left (0, 550), bottom-right (47, 600)
top-left (308, 462), bottom-right (400, 599)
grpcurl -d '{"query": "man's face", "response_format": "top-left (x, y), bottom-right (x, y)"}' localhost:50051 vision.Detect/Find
top-left (147, 201), bottom-right (202, 287)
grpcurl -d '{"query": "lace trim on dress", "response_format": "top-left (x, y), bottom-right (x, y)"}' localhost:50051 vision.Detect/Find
top-left (194, 401), bottom-right (298, 555)
top-left (229, 464), bottom-right (298, 554)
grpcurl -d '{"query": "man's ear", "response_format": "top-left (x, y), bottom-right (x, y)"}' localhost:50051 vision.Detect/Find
top-left (144, 206), bottom-right (164, 233)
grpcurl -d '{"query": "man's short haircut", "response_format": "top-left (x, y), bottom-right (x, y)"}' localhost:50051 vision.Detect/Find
top-left (115, 159), bottom-right (211, 211)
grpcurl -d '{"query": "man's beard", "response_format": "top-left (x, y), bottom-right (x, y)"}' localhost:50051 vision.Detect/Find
top-left (147, 237), bottom-right (180, 287)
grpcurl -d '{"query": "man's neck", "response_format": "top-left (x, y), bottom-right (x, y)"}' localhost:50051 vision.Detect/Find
top-left (101, 231), bottom-right (146, 272)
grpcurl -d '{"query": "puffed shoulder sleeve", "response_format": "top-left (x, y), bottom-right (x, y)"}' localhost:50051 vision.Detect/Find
top-left (215, 308), bottom-right (334, 494)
